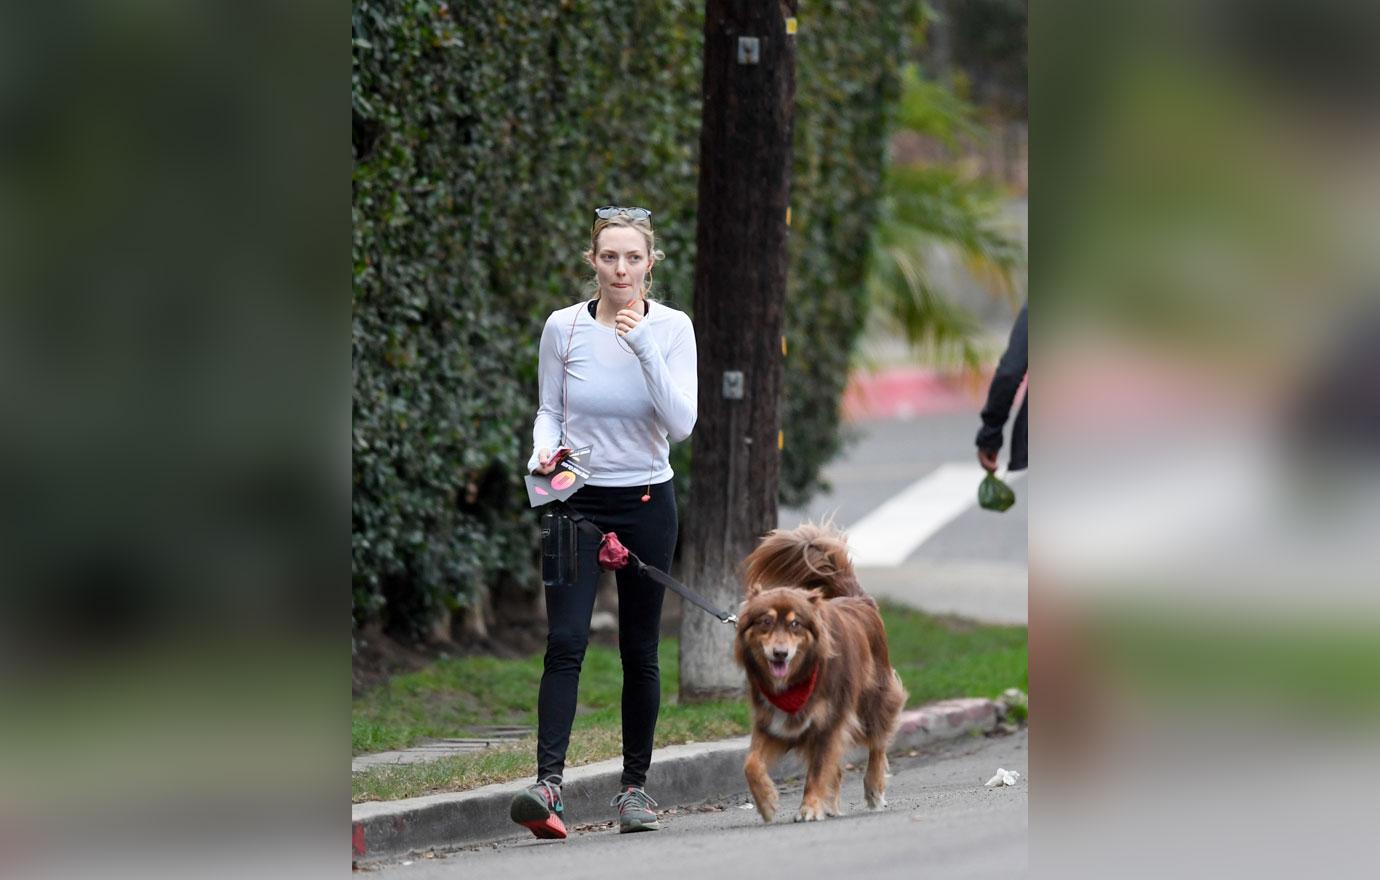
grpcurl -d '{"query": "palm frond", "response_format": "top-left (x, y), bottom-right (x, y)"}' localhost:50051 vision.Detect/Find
top-left (865, 65), bottom-right (1025, 373)
top-left (886, 165), bottom-right (1023, 279)
top-left (895, 64), bottom-right (983, 148)
top-left (867, 170), bottom-right (1023, 369)
top-left (867, 232), bottom-right (985, 371)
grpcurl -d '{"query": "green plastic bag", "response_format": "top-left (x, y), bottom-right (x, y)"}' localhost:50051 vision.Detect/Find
top-left (978, 472), bottom-right (1016, 512)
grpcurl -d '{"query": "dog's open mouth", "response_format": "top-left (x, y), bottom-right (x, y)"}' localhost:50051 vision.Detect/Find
top-left (768, 659), bottom-right (790, 679)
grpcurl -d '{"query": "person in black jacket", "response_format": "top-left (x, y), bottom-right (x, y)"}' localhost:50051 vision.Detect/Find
top-left (976, 302), bottom-right (1028, 472)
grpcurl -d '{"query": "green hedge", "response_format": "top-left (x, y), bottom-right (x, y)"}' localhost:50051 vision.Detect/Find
top-left (353, 0), bottom-right (914, 638)
top-left (782, 1), bottom-right (916, 504)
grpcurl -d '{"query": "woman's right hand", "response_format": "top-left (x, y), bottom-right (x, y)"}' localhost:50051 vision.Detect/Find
top-left (533, 448), bottom-right (557, 475)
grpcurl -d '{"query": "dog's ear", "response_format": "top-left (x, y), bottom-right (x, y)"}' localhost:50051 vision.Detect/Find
top-left (732, 608), bottom-right (752, 668)
top-left (806, 594), bottom-right (839, 659)
top-left (734, 602), bottom-right (751, 631)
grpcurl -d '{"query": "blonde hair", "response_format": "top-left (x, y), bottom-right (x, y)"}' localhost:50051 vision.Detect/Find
top-left (583, 214), bottom-right (666, 299)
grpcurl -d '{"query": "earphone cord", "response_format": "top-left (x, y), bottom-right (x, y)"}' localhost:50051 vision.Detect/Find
top-left (560, 303), bottom-right (580, 449)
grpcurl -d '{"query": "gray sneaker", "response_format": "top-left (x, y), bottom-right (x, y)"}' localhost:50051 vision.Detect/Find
top-left (611, 785), bottom-right (661, 833)
top-left (510, 776), bottom-right (566, 839)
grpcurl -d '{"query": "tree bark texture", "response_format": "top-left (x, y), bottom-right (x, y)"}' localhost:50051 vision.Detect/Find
top-left (679, 0), bottom-right (797, 702)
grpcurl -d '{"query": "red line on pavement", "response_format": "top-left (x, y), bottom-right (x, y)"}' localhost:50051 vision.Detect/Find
top-left (841, 366), bottom-right (991, 421)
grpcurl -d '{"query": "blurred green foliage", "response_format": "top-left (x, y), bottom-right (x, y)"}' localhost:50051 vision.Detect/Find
top-left (926, 0), bottom-right (1027, 114)
top-left (778, 0), bottom-right (921, 504)
top-left (866, 64), bottom-right (1025, 372)
top-left (353, 0), bottom-right (916, 637)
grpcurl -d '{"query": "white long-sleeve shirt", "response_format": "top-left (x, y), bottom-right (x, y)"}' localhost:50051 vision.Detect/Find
top-left (528, 299), bottom-right (698, 486)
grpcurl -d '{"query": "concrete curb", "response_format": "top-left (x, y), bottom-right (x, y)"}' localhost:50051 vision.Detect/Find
top-left (351, 697), bottom-right (1003, 865)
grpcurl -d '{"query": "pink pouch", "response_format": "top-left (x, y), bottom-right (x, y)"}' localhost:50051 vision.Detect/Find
top-left (598, 531), bottom-right (630, 571)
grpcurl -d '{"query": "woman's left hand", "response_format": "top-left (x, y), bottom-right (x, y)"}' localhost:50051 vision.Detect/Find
top-left (615, 300), bottom-right (643, 337)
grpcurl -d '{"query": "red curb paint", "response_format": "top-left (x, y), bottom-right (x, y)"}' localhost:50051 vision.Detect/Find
top-left (841, 367), bottom-right (990, 422)
top-left (352, 823), bottom-right (366, 858)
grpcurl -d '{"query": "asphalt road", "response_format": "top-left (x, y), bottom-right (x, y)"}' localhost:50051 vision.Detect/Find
top-left (363, 729), bottom-right (1028, 880)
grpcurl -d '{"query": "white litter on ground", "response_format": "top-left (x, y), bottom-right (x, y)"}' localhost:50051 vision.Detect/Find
top-left (985, 768), bottom-right (1021, 787)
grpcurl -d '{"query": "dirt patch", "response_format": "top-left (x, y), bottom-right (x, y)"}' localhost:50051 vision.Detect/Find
top-left (352, 622), bottom-right (548, 697)
top-left (352, 588), bottom-right (688, 697)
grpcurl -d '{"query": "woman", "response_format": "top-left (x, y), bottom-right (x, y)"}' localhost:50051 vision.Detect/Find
top-left (510, 206), bottom-right (697, 839)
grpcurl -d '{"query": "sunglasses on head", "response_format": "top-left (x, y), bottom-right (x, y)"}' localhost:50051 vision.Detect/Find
top-left (594, 205), bottom-right (652, 221)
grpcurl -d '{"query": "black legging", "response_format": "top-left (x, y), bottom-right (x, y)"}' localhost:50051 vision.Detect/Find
top-left (536, 479), bottom-right (677, 788)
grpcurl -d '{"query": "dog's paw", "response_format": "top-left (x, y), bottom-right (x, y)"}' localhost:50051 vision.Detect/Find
top-left (794, 802), bottom-right (826, 822)
top-left (864, 791), bottom-right (888, 811)
top-left (753, 791), bottom-right (778, 824)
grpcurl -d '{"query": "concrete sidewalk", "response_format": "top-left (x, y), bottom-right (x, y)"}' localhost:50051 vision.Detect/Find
top-left (353, 726), bottom-right (533, 774)
top-left (856, 561), bottom-right (1028, 625)
top-left (352, 696), bottom-right (1021, 865)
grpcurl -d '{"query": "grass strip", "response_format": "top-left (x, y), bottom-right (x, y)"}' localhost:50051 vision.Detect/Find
top-left (353, 603), bottom-right (1026, 802)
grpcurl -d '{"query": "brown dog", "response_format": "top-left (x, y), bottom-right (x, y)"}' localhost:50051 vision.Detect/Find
top-left (734, 524), bottom-right (908, 823)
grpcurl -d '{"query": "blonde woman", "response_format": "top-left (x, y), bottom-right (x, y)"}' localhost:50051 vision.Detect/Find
top-left (510, 206), bottom-right (697, 838)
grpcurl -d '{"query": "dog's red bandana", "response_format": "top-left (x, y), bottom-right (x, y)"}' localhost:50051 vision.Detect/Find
top-left (763, 664), bottom-right (819, 714)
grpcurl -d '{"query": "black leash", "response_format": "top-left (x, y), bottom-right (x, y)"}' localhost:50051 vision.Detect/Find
top-left (564, 510), bottom-right (738, 626)
top-left (629, 557), bottom-right (738, 626)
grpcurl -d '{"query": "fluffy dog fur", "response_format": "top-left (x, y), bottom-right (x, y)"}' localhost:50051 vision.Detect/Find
top-left (742, 522), bottom-right (865, 600)
top-left (734, 524), bottom-right (907, 823)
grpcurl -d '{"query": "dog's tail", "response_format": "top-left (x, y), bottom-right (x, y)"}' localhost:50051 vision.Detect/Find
top-left (742, 522), bottom-right (867, 600)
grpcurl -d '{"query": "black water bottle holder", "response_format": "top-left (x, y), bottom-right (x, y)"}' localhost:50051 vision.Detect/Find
top-left (540, 507), bottom-right (579, 588)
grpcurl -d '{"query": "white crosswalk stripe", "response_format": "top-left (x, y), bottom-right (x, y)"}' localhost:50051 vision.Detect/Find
top-left (845, 463), bottom-right (1023, 566)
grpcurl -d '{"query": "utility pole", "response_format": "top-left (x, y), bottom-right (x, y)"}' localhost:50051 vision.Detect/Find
top-left (679, 0), bottom-right (797, 702)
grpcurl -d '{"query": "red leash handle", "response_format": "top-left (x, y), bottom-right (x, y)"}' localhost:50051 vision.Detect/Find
top-left (568, 511), bottom-right (736, 624)
top-left (597, 531), bottom-right (630, 571)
